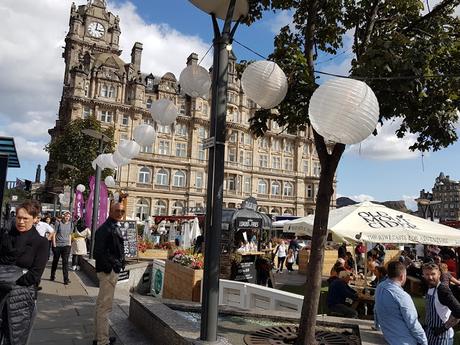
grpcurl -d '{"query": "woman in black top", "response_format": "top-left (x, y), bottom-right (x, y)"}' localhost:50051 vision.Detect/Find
top-left (0, 200), bottom-right (48, 345)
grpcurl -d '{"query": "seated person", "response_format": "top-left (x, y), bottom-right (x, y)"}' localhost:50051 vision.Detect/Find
top-left (327, 270), bottom-right (358, 318)
top-left (345, 252), bottom-right (355, 272)
top-left (371, 266), bottom-right (388, 287)
top-left (328, 258), bottom-right (346, 283)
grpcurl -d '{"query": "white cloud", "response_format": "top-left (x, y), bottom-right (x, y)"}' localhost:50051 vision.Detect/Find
top-left (345, 118), bottom-right (420, 160)
top-left (349, 194), bottom-right (375, 202)
top-left (402, 195), bottom-right (418, 211)
top-left (265, 10), bottom-right (294, 34)
top-left (0, 0), bottom-right (213, 170)
top-left (112, 2), bottom-right (212, 76)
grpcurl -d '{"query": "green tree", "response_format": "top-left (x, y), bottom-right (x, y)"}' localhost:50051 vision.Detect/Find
top-left (247, 1), bottom-right (459, 344)
top-left (45, 116), bottom-right (115, 187)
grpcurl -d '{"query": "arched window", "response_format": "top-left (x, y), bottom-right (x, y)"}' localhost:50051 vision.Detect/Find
top-left (173, 171), bottom-right (186, 187)
top-left (108, 85), bottom-right (116, 98)
top-left (156, 169), bottom-right (169, 185)
top-left (100, 84), bottom-right (108, 97)
top-left (146, 98), bottom-right (152, 109)
top-left (172, 201), bottom-right (184, 215)
top-left (271, 208), bottom-right (280, 215)
top-left (136, 198), bottom-right (150, 221)
top-left (154, 200), bottom-right (167, 216)
top-left (284, 208), bottom-right (294, 215)
top-left (258, 179), bottom-right (267, 194)
top-left (258, 206), bottom-right (268, 213)
top-left (283, 182), bottom-right (293, 196)
top-left (138, 166), bottom-right (151, 183)
top-left (271, 181), bottom-right (281, 195)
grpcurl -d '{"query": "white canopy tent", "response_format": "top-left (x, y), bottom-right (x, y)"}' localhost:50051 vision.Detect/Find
top-left (283, 201), bottom-right (460, 246)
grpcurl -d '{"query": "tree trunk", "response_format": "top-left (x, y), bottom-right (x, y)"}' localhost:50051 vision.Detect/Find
top-left (296, 132), bottom-right (345, 345)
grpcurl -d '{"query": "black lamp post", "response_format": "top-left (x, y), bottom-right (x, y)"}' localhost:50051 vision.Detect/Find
top-left (81, 129), bottom-right (110, 259)
top-left (189, 0), bottom-right (248, 342)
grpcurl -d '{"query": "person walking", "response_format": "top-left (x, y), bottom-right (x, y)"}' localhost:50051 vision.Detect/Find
top-left (93, 203), bottom-right (125, 345)
top-left (274, 240), bottom-right (287, 273)
top-left (374, 261), bottom-right (427, 345)
top-left (0, 200), bottom-right (48, 345)
top-left (50, 211), bottom-right (73, 285)
top-left (70, 225), bottom-right (91, 271)
top-left (422, 263), bottom-right (460, 345)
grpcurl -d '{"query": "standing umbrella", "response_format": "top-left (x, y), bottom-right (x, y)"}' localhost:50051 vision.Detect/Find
top-left (182, 221), bottom-right (191, 249)
top-left (283, 201), bottom-right (460, 246)
top-left (191, 217), bottom-right (202, 242)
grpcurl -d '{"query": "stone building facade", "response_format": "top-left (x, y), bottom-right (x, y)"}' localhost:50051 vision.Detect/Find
top-left (432, 172), bottom-right (460, 221)
top-left (46, 0), bottom-right (334, 220)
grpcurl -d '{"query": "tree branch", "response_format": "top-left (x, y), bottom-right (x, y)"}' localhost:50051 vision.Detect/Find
top-left (403, 0), bottom-right (460, 34)
top-left (304, 0), bottom-right (319, 75)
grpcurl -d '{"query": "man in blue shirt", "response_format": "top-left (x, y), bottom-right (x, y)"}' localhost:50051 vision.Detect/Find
top-left (375, 261), bottom-right (427, 345)
top-left (327, 270), bottom-right (358, 318)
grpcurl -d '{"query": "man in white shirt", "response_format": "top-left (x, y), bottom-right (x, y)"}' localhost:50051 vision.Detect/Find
top-left (35, 216), bottom-right (55, 239)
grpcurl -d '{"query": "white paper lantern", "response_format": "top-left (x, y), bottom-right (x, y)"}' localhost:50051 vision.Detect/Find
top-left (189, 0), bottom-right (249, 21)
top-left (118, 140), bottom-right (140, 159)
top-left (133, 124), bottom-right (156, 146)
top-left (241, 60), bottom-right (288, 109)
top-left (150, 99), bottom-right (178, 125)
top-left (308, 78), bottom-right (380, 145)
top-left (76, 184), bottom-right (86, 193)
top-left (179, 64), bottom-right (211, 98)
top-left (102, 153), bottom-right (118, 169)
top-left (104, 176), bottom-right (115, 187)
top-left (112, 149), bottom-right (131, 166)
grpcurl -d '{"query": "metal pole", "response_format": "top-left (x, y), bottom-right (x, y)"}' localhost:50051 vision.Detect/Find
top-left (0, 155), bottom-right (8, 228)
top-left (200, 1), bottom-right (236, 341)
top-left (89, 138), bottom-right (104, 259)
top-left (53, 194), bottom-right (57, 217)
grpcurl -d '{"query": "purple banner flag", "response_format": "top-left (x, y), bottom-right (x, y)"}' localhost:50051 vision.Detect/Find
top-left (73, 190), bottom-right (84, 221)
top-left (85, 176), bottom-right (110, 229)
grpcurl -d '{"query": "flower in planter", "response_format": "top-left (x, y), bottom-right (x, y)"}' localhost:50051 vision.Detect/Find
top-left (170, 249), bottom-right (204, 270)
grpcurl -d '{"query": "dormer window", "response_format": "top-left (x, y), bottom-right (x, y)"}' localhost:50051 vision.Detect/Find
top-left (146, 78), bottom-right (154, 89)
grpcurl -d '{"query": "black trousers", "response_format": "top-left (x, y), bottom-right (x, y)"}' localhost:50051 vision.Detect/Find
top-left (51, 246), bottom-right (71, 282)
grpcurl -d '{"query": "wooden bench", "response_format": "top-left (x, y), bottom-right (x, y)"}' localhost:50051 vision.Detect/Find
top-left (406, 275), bottom-right (422, 294)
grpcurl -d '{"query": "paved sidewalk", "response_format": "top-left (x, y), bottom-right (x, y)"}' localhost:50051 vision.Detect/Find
top-left (30, 263), bottom-right (151, 345)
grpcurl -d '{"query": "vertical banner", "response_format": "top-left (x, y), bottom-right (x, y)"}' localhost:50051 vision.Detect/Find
top-left (73, 190), bottom-right (84, 221)
top-left (98, 181), bottom-right (108, 227)
top-left (85, 176), bottom-right (109, 228)
top-left (85, 176), bottom-right (95, 229)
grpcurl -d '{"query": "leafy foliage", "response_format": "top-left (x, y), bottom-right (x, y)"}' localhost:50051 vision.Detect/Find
top-left (45, 116), bottom-right (115, 186)
top-left (247, 0), bottom-right (460, 153)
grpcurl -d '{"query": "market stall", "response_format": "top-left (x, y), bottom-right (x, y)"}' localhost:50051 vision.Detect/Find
top-left (284, 201), bottom-right (460, 276)
top-left (220, 197), bottom-right (272, 283)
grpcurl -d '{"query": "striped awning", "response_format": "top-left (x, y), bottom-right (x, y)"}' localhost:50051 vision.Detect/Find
top-left (0, 137), bottom-right (20, 168)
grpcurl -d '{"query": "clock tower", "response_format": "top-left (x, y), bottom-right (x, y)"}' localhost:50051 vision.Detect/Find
top-left (46, 0), bottom-right (143, 190)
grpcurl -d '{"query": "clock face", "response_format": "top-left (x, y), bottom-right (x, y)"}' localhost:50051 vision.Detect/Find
top-left (87, 22), bottom-right (105, 38)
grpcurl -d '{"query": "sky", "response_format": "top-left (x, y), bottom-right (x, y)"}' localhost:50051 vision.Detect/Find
top-left (1, 0), bottom-right (459, 211)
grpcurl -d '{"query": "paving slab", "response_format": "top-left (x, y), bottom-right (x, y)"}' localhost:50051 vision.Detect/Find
top-left (30, 262), bottom-right (151, 345)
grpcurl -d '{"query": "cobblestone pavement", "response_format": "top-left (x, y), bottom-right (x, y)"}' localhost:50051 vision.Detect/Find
top-left (30, 263), bottom-right (151, 345)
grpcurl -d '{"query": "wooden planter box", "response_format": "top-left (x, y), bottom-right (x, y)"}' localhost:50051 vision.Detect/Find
top-left (138, 249), bottom-right (168, 260)
top-left (163, 260), bottom-right (203, 302)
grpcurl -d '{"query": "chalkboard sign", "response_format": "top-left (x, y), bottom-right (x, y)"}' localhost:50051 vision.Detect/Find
top-left (121, 221), bottom-right (138, 258)
top-left (117, 269), bottom-right (130, 282)
top-left (231, 259), bottom-right (256, 284)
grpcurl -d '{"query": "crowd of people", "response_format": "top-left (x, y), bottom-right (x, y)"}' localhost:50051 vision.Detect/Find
top-left (326, 241), bottom-right (460, 345)
top-left (0, 200), bottom-right (124, 345)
